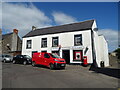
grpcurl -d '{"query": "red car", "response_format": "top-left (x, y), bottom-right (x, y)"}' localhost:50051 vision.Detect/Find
top-left (32, 52), bottom-right (66, 69)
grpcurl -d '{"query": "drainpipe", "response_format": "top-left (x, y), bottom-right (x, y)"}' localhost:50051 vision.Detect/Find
top-left (91, 29), bottom-right (98, 68)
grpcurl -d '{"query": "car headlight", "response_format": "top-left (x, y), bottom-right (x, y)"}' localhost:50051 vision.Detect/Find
top-left (6, 58), bottom-right (10, 60)
top-left (54, 59), bottom-right (59, 61)
top-left (27, 59), bottom-right (30, 61)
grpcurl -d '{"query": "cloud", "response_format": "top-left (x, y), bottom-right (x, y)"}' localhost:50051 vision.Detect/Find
top-left (52, 12), bottom-right (77, 25)
top-left (98, 29), bottom-right (118, 52)
top-left (2, 3), bottom-right (52, 37)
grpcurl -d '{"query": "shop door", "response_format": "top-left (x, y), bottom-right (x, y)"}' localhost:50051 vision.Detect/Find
top-left (62, 50), bottom-right (70, 64)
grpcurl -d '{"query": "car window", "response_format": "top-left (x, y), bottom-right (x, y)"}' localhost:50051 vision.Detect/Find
top-left (44, 54), bottom-right (50, 58)
top-left (50, 53), bottom-right (61, 58)
top-left (23, 55), bottom-right (31, 59)
top-left (16, 55), bottom-right (22, 58)
top-left (19, 55), bottom-right (24, 58)
top-left (5, 55), bottom-right (11, 57)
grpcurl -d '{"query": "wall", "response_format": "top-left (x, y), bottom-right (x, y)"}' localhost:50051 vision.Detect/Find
top-left (99, 35), bottom-right (109, 67)
top-left (93, 30), bottom-right (101, 67)
top-left (11, 33), bottom-right (18, 51)
top-left (2, 34), bottom-right (12, 54)
top-left (22, 30), bottom-right (93, 64)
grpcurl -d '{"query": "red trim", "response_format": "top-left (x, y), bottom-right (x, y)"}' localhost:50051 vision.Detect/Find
top-left (74, 51), bottom-right (82, 60)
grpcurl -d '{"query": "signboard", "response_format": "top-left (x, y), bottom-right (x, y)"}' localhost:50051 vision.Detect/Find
top-left (71, 46), bottom-right (84, 50)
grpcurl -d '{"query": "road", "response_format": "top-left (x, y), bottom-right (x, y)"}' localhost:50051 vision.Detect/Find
top-left (0, 62), bottom-right (2, 89)
top-left (2, 63), bottom-right (118, 88)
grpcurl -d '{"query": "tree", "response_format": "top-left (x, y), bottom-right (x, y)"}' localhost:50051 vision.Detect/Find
top-left (114, 48), bottom-right (120, 59)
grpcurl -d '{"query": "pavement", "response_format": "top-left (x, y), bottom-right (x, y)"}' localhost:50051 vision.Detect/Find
top-left (2, 63), bottom-right (118, 88)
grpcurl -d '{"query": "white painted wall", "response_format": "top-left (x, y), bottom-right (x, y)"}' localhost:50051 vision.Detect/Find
top-left (93, 30), bottom-right (101, 67)
top-left (22, 30), bottom-right (93, 64)
top-left (93, 31), bottom-right (109, 67)
top-left (99, 35), bottom-right (109, 67)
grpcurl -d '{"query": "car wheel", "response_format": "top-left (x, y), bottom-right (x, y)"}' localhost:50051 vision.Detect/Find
top-left (32, 61), bottom-right (36, 67)
top-left (3, 60), bottom-right (6, 63)
top-left (12, 60), bottom-right (16, 64)
top-left (50, 63), bottom-right (54, 70)
top-left (23, 61), bottom-right (27, 65)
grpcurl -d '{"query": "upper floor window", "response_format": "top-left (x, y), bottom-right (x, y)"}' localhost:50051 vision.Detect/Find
top-left (26, 40), bottom-right (32, 49)
top-left (74, 34), bottom-right (82, 46)
top-left (52, 37), bottom-right (59, 47)
top-left (41, 38), bottom-right (47, 48)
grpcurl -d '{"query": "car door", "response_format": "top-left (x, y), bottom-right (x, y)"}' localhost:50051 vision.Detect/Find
top-left (36, 53), bottom-right (42, 65)
top-left (18, 55), bottom-right (24, 63)
top-left (43, 53), bottom-right (51, 66)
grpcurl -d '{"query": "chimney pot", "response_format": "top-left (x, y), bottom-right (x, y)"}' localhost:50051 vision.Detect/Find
top-left (13, 29), bottom-right (18, 34)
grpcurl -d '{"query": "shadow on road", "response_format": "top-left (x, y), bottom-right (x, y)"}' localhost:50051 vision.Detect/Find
top-left (35, 65), bottom-right (65, 70)
top-left (89, 65), bottom-right (120, 79)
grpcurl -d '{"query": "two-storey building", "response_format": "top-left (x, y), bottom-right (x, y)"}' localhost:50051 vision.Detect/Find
top-left (22, 20), bottom-right (109, 67)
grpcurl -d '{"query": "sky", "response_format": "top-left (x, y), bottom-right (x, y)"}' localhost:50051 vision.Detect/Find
top-left (1, 2), bottom-right (118, 52)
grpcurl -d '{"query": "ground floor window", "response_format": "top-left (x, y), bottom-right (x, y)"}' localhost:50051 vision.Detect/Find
top-left (73, 50), bottom-right (83, 61)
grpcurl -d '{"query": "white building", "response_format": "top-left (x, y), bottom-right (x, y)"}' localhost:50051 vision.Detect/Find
top-left (22, 20), bottom-right (109, 67)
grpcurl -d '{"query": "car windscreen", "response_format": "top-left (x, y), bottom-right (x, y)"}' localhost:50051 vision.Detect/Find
top-left (50, 53), bottom-right (61, 58)
top-left (23, 55), bottom-right (31, 59)
top-left (5, 55), bottom-right (11, 57)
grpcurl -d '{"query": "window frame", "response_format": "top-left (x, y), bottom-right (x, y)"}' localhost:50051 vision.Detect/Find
top-left (26, 40), bottom-right (32, 49)
top-left (41, 38), bottom-right (47, 48)
top-left (74, 34), bottom-right (82, 46)
top-left (52, 37), bottom-right (59, 47)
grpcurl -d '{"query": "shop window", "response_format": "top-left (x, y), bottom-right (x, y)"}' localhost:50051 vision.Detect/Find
top-left (41, 38), bottom-right (47, 48)
top-left (74, 34), bottom-right (82, 46)
top-left (73, 50), bottom-right (83, 61)
top-left (26, 40), bottom-right (32, 49)
top-left (52, 37), bottom-right (59, 47)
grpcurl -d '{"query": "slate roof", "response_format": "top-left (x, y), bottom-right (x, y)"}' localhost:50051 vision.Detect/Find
top-left (23, 19), bottom-right (95, 38)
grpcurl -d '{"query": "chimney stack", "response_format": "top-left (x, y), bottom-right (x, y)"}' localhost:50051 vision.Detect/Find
top-left (32, 26), bottom-right (36, 31)
top-left (13, 29), bottom-right (18, 34)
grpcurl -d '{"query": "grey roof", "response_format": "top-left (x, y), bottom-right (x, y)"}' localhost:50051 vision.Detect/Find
top-left (23, 20), bottom-right (95, 38)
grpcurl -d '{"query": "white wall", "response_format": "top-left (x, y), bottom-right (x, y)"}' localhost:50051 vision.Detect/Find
top-left (93, 31), bottom-right (109, 67)
top-left (99, 35), bottom-right (109, 67)
top-left (22, 30), bottom-right (93, 64)
top-left (93, 30), bottom-right (101, 67)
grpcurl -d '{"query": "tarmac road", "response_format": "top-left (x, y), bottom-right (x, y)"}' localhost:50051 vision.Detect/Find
top-left (2, 63), bottom-right (118, 88)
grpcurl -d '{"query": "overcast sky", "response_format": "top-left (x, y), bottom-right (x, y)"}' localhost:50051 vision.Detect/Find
top-left (1, 2), bottom-right (118, 52)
